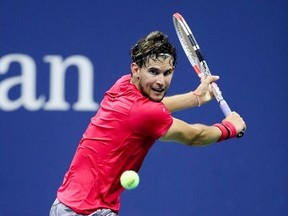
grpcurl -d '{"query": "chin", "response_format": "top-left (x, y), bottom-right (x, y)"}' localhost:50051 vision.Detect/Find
top-left (141, 89), bottom-right (166, 102)
top-left (149, 94), bottom-right (165, 102)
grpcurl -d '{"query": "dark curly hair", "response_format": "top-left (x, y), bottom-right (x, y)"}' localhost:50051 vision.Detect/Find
top-left (130, 31), bottom-right (177, 68)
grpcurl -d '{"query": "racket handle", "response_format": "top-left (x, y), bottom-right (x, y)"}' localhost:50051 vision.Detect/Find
top-left (219, 100), bottom-right (245, 138)
top-left (219, 100), bottom-right (232, 117)
top-left (237, 130), bottom-right (245, 138)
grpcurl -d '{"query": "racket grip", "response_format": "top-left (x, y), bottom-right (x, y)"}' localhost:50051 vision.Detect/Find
top-left (219, 100), bottom-right (245, 138)
top-left (237, 130), bottom-right (245, 138)
top-left (219, 100), bottom-right (231, 117)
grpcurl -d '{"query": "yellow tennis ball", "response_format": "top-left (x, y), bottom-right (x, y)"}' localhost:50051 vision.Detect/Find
top-left (120, 170), bottom-right (140, 190)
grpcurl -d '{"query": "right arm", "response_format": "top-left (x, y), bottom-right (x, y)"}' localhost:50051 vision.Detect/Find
top-left (160, 112), bottom-right (246, 146)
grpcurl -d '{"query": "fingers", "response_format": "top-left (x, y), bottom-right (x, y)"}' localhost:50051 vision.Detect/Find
top-left (200, 75), bottom-right (220, 83)
top-left (201, 75), bottom-right (220, 84)
top-left (200, 75), bottom-right (220, 95)
top-left (228, 111), bottom-right (246, 132)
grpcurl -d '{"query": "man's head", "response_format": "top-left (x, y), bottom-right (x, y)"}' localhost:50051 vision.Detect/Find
top-left (130, 31), bottom-right (177, 102)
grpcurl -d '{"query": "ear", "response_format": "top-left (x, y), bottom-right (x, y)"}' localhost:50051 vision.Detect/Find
top-left (131, 63), bottom-right (140, 78)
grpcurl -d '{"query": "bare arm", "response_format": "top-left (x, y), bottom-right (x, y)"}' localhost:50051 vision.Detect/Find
top-left (162, 91), bottom-right (199, 113)
top-left (160, 112), bottom-right (246, 146)
top-left (162, 75), bottom-right (219, 113)
top-left (160, 118), bottom-right (221, 146)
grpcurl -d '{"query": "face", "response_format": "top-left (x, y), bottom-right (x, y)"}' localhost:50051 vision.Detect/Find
top-left (131, 57), bottom-right (175, 102)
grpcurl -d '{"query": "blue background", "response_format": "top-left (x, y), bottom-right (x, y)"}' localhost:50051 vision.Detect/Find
top-left (1, 0), bottom-right (287, 215)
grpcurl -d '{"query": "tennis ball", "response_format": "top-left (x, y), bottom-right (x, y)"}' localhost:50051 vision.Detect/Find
top-left (120, 170), bottom-right (140, 190)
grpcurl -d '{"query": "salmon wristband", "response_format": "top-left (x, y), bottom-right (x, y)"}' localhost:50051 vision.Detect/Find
top-left (214, 121), bottom-right (237, 142)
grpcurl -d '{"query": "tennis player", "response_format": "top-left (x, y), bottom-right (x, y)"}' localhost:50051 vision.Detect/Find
top-left (50, 31), bottom-right (246, 216)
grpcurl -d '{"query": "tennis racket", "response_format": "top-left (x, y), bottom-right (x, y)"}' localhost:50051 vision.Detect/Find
top-left (173, 12), bottom-right (244, 138)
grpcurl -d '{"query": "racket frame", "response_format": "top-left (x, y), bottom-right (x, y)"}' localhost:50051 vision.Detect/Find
top-left (173, 12), bottom-right (244, 137)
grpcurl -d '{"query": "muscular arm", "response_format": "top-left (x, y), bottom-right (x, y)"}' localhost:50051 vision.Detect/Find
top-left (160, 112), bottom-right (246, 146)
top-left (160, 118), bottom-right (222, 146)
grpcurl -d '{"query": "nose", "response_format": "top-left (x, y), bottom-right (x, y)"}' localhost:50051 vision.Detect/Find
top-left (156, 74), bottom-right (165, 86)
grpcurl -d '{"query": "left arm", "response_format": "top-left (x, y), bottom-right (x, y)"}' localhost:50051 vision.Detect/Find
top-left (162, 91), bottom-right (199, 113)
top-left (162, 75), bottom-right (219, 113)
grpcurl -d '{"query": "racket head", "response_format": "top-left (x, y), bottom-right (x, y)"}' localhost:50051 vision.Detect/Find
top-left (173, 13), bottom-right (203, 77)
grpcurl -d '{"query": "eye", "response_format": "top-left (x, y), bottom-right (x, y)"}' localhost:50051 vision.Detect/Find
top-left (164, 70), bottom-right (173, 76)
top-left (149, 68), bottom-right (160, 76)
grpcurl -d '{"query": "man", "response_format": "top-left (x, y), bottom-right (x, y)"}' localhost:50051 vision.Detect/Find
top-left (50, 31), bottom-right (246, 216)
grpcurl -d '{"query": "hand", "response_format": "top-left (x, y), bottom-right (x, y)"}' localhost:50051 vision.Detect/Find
top-left (224, 111), bottom-right (246, 134)
top-left (193, 75), bottom-right (220, 104)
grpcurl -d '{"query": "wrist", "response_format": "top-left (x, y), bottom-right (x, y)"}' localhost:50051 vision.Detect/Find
top-left (214, 121), bottom-right (237, 142)
top-left (192, 91), bottom-right (201, 107)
